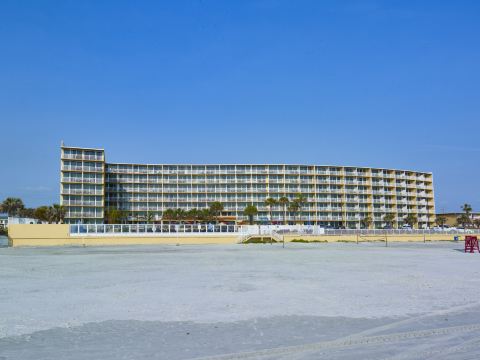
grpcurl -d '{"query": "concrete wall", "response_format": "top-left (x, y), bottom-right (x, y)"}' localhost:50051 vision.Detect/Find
top-left (8, 224), bottom-right (474, 247)
top-left (8, 224), bottom-right (70, 246)
top-left (283, 233), bottom-right (470, 243)
top-left (8, 224), bottom-right (238, 247)
top-left (437, 213), bottom-right (480, 227)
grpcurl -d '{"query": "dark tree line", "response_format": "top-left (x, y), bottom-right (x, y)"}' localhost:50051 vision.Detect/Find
top-left (0, 197), bottom-right (66, 224)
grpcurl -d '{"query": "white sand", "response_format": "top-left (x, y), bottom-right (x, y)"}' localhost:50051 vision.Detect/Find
top-left (1, 242), bottom-right (479, 359)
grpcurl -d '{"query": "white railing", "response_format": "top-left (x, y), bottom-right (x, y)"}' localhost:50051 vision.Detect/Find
top-left (63, 200), bottom-right (103, 206)
top-left (324, 229), bottom-right (477, 235)
top-left (67, 213), bottom-right (104, 218)
top-left (68, 224), bottom-right (477, 238)
top-left (62, 166), bottom-right (103, 172)
top-left (61, 189), bottom-right (103, 195)
top-left (69, 224), bottom-right (325, 237)
top-left (70, 223), bottom-right (240, 236)
top-left (62, 177), bottom-right (103, 184)
top-left (62, 154), bottom-right (103, 161)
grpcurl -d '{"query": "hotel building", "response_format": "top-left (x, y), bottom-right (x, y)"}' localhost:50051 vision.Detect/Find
top-left (60, 145), bottom-right (436, 228)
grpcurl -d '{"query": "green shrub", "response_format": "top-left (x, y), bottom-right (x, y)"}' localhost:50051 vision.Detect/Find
top-left (244, 237), bottom-right (278, 244)
top-left (290, 239), bottom-right (328, 243)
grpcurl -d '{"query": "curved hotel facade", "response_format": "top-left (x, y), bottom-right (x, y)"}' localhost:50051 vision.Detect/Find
top-left (60, 145), bottom-right (435, 228)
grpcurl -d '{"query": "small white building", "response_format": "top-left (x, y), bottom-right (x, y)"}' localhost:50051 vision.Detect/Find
top-left (0, 215), bottom-right (40, 228)
top-left (0, 213), bottom-right (7, 229)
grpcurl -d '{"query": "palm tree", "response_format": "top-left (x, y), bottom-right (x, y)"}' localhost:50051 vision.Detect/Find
top-left (209, 202), bottom-right (224, 223)
top-left (105, 207), bottom-right (127, 224)
top-left (162, 208), bottom-right (176, 223)
top-left (435, 215), bottom-right (447, 228)
top-left (278, 197), bottom-right (289, 225)
top-left (360, 216), bottom-right (372, 229)
top-left (288, 201), bottom-right (300, 224)
top-left (404, 213), bottom-right (418, 228)
top-left (199, 208), bottom-right (214, 223)
top-left (244, 204), bottom-right (258, 225)
top-left (462, 203), bottom-right (473, 226)
top-left (383, 213), bottom-right (395, 229)
top-left (42, 204), bottom-right (65, 224)
top-left (45, 206), bottom-right (57, 224)
top-left (187, 209), bottom-right (200, 223)
top-left (105, 208), bottom-right (116, 224)
top-left (0, 197), bottom-right (25, 216)
top-left (146, 211), bottom-right (154, 224)
top-left (294, 193), bottom-right (307, 205)
top-left (293, 193), bottom-right (307, 224)
top-left (174, 208), bottom-right (187, 224)
top-left (473, 218), bottom-right (480, 229)
top-left (52, 204), bottom-right (66, 224)
top-left (19, 208), bottom-right (35, 218)
top-left (34, 206), bottom-right (49, 222)
top-left (457, 213), bottom-right (470, 228)
top-left (462, 203), bottom-right (472, 215)
top-left (264, 197), bottom-right (277, 224)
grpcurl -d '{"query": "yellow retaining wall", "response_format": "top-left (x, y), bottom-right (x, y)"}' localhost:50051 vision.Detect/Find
top-left (8, 224), bottom-right (70, 247)
top-left (8, 224), bottom-right (238, 247)
top-left (7, 224), bottom-right (474, 247)
top-left (284, 233), bottom-right (472, 243)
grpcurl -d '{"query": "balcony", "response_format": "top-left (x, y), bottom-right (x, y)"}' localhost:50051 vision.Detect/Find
top-left (62, 177), bottom-right (103, 184)
top-left (62, 189), bottom-right (103, 195)
top-left (62, 154), bottom-right (104, 161)
top-left (317, 216), bottom-right (343, 221)
top-left (346, 216), bottom-right (361, 221)
top-left (63, 200), bottom-right (103, 207)
top-left (66, 212), bottom-right (104, 218)
top-left (62, 165), bottom-right (103, 172)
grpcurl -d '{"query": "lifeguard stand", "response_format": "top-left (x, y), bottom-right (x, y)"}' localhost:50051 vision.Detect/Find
top-left (465, 235), bottom-right (480, 253)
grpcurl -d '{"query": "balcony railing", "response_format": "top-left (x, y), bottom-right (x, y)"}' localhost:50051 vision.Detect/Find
top-left (61, 189), bottom-right (103, 195)
top-left (62, 154), bottom-right (103, 161)
top-left (66, 212), bottom-right (104, 218)
top-left (62, 165), bottom-right (103, 172)
top-left (62, 177), bottom-right (103, 184)
top-left (63, 200), bottom-right (104, 206)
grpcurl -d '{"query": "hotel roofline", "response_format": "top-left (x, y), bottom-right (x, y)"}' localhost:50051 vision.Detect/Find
top-left (61, 144), bottom-right (433, 174)
top-left (103, 162), bottom-right (433, 174)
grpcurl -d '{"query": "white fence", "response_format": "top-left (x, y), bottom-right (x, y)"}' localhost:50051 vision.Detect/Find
top-left (69, 224), bottom-right (325, 237)
top-left (241, 225), bottom-right (325, 235)
top-left (69, 224), bottom-right (476, 237)
top-left (324, 229), bottom-right (477, 235)
top-left (70, 224), bottom-right (240, 236)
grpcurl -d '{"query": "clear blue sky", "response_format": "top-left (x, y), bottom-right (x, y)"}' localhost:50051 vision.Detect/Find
top-left (1, 0), bottom-right (479, 212)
